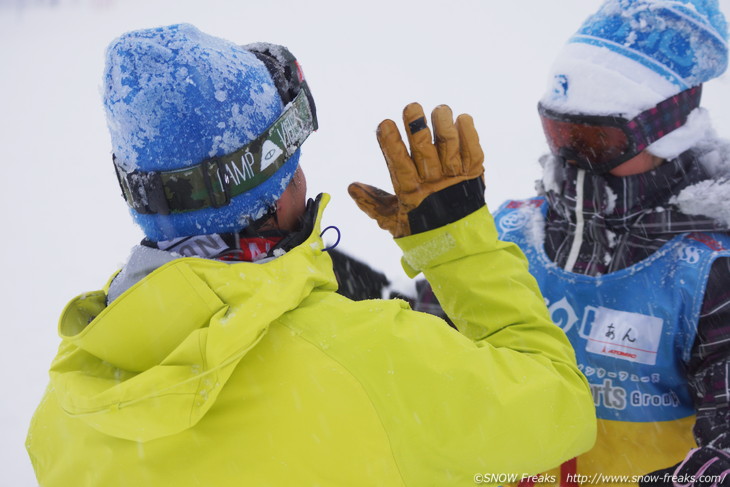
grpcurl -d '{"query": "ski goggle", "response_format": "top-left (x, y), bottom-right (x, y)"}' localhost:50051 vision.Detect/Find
top-left (538, 85), bottom-right (702, 173)
top-left (114, 43), bottom-right (317, 216)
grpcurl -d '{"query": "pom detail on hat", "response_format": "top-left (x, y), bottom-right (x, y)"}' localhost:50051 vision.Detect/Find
top-left (103, 23), bottom-right (301, 240)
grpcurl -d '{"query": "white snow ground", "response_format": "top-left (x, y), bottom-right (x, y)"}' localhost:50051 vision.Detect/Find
top-left (0, 0), bottom-right (728, 484)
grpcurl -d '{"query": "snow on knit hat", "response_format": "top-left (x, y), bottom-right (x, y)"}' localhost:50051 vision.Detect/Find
top-left (104, 24), bottom-right (315, 241)
top-left (541, 0), bottom-right (728, 159)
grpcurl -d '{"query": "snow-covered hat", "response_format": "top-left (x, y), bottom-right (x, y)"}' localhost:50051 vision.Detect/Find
top-left (104, 24), bottom-right (315, 240)
top-left (541, 0), bottom-right (728, 159)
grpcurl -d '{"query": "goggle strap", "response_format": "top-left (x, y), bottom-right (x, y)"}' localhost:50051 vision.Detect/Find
top-left (245, 44), bottom-right (318, 131)
top-left (628, 85), bottom-right (702, 152)
top-left (114, 88), bottom-right (316, 215)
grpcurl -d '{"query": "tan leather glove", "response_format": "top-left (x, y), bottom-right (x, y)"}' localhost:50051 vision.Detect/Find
top-left (348, 103), bottom-right (485, 238)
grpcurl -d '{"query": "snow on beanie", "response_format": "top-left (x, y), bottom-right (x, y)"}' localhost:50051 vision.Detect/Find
top-left (103, 23), bottom-right (301, 241)
top-left (541, 0), bottom-right (728, 159)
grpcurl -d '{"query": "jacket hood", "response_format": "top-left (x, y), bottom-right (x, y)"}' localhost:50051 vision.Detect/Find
top-left (672, 137), bottom-right (730, 228)
top-left (50, 194), bottom-right (337, 442)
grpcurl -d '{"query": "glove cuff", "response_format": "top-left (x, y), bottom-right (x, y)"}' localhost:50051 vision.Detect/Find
top-left (407, 177), bottom-right (485, 234)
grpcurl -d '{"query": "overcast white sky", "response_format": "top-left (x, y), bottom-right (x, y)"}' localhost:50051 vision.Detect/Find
top-left (1, 0), bottom-right (728, 484)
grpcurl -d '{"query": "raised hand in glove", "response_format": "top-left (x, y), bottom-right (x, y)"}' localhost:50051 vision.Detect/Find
top-left (348, 103), bottom-right (485, 238)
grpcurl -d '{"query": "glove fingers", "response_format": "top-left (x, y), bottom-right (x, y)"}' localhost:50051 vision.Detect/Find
top-left (455, 113), bottom-right (485, 179)
top-left (347, 182), bottom-right (402, 235)
top-left (403, 102), bottom-right (442, 183)
top-left (376, 119), bottom-right (420, 195)
top-left (431, 105), bottom-right (462, 177)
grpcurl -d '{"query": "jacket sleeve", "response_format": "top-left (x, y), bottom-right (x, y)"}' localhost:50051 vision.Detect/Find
top-left (395, 204), bottom-right (596, 476)
top-left (674, 257), bottom-right (730, 476)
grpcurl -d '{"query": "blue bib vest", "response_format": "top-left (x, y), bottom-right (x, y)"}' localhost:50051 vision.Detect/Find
top-left (494, 197), bottom-right (730, 481)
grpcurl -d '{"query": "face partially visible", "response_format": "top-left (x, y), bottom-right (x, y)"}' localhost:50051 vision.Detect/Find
top-left (562, 149), bottom-right (665, 176)
top-left (275, 165), bottom-right (308, 232)
top-left (607, 151), bottom-right (665, 176)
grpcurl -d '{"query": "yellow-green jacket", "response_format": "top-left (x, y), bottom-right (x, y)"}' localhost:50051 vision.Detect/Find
top-left (27, 195), bottom-right (596, 486)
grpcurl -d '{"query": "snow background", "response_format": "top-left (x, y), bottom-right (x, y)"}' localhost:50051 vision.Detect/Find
top-left (0, 0), bottom-right (728, 484)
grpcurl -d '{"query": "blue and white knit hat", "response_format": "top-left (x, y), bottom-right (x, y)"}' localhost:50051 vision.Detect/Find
top-left (541, 0), bottom-right (728, 159)
top-left (104, 24), bottom-right (302, 240)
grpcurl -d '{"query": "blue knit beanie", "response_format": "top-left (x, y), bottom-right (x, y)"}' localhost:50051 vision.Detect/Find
top-left (576, 0), bottom-right (727, 89)
top-left (104, 23), bottom-right (302, 241)
top-left (542, 0), bottom-right (728, 158)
